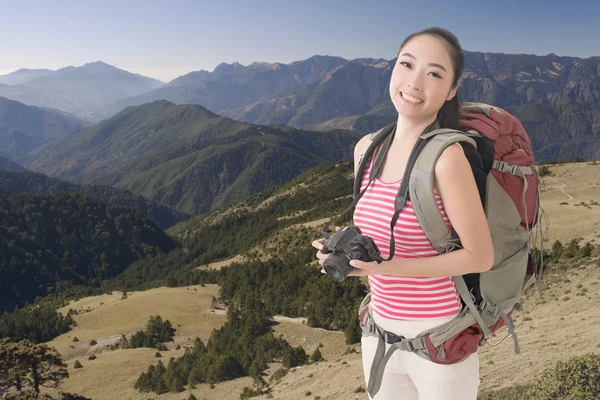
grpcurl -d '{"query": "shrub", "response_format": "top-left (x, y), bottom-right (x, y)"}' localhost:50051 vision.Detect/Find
top-left (344, 317), bottom-right (362, 344)
top-left (537, 165), bottom-right (552, 177)
top-left (310, 348), bottom-right (324, 363)
top-left (269, 368), bottom-right (288, 384)
top-left (478, 353), bottom-right (600, 399)
top-left (282, 346), bottom-right (308, 368)
top-left (528, 353), bottom-right (600, 399)
top-left (73, 360), bottom-right (83, 369)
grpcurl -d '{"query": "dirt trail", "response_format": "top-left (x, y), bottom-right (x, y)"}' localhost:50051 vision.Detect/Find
top-left (547, 176), bottom-right (575, 200)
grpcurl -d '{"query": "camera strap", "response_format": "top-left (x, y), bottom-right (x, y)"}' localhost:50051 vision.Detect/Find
top-left (319, 125), bottom-right (397, 239)
top-left (320, 121), bottom-right (439, 259)
top-left (383, 135), bottom-right (433, 260)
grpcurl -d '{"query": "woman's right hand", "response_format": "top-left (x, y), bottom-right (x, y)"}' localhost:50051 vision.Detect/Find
top-left (311, 237), bottom-right (328, 273)
top-left (311, 227), bottom-right (341, 273)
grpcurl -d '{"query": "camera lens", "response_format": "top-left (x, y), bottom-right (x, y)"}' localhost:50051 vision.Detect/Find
top-left (323, 254), bottom-right (354, 282)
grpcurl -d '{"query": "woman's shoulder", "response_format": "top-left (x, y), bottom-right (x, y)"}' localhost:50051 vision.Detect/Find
top-left (353, 133), bottom-right (376, 175)
top-left (435, 142), bottom-right (467, 175)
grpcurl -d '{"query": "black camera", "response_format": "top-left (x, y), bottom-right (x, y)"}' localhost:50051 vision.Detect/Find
top-left (320, 226), bottom-right (383, 282)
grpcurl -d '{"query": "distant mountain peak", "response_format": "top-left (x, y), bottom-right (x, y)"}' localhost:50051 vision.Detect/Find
top-left (81, 60), bottom-right (120, 71)
top-left (85, 60), bottom-right (113, 67)
top-left (213, 61), bottom-right (246, 74)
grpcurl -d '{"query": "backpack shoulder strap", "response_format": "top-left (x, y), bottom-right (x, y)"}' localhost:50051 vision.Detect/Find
top-left (408, 130), bottom-right (478, 253)
top-left (353, 123), bottom-right (396, 198)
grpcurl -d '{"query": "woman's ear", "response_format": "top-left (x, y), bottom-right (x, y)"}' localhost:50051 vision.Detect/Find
top-left (447, 85), bottom-right (459, 101)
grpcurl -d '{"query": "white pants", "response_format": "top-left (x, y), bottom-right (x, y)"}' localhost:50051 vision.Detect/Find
top-left (361, 311), bottom-right (481, 400)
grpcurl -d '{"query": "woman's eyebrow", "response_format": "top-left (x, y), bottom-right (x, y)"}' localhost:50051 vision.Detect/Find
top-left (399, 52), bottom-right (447, 72)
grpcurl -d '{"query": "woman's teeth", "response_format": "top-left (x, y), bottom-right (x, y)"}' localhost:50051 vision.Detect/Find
top-left (401, 92), bottom-right (423, 104)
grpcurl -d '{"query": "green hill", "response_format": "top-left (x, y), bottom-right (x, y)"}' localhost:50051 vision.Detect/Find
top-left (19, 101), bottom-right (359, 215)
top-left (0, 190), bottom-right (178, 313)
top-left (0, 169), bottom-right (191, 229)
top-left (0, 96), bottom-right (86, 157)
top-left (0, 154), bottom-right (26, 172)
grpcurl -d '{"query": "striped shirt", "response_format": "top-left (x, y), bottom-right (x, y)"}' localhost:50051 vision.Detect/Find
top-left (352, 147), bottom-right (462, 320)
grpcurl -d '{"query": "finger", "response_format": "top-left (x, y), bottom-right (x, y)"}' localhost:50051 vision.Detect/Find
top-left (311, 239), bottom-right (324, 250)
top-left (335, 226), bottom-right (341, 231)
top-left (321, 269), bottom-right (326, 274)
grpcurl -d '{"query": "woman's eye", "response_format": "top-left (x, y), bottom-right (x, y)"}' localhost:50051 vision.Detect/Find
top-left (428, 72), bottom-right (441, 78)
top-left (400, 61), bottom-right (411, 68)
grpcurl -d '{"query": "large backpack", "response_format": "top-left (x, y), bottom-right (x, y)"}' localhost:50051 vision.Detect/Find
top-left (324, 102), bottom-right (548, 398)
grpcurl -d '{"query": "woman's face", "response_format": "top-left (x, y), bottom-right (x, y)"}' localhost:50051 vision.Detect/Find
top-left (389, 34), bottom-right (458, 123)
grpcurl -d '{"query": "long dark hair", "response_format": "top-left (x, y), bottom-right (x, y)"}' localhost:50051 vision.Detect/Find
top-left (398, 27), bottom-right (464, 129)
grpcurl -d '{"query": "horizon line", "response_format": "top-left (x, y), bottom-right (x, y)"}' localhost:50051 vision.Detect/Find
top-left (1, 49), bottom-right (598, 83)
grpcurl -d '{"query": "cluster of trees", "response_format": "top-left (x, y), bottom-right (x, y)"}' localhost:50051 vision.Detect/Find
top-left (216, 226), bottom-right (367, 342)
top-left (549, 239), bottom-right (594, 260)
top-left (135, 304), bottom-right (308, 394)
top-left (0, 169), bottom-right (192, 229)
top-left (125, 315), bottom-right (176, 350)
top-left (0, 304), bottom-right (73, 343)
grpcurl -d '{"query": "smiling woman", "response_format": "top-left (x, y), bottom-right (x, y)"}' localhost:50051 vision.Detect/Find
top-left (354, 29), bottom-right (487, 400)
top-left (312, 27), bottom-right (490, 400)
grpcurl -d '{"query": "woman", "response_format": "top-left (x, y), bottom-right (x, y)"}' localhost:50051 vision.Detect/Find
top-left (312, 27), bottom-right (494, 399)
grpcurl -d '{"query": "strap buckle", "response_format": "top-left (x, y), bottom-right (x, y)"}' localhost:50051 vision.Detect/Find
top-left (479, 301), bottom-right (500, 317)
top-left (383, 331), bottom-right (405, 344)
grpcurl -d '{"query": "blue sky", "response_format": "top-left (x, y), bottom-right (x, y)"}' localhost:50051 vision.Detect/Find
top-left (1, 0), bottom-right (599, 82)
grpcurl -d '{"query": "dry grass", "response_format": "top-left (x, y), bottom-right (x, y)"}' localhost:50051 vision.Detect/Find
top-left (198, 254), bottom-right (249, 270)
top-left (50, 285), bottom-right (228, 400)
top-left (539, 162), bottom-right (600, 244)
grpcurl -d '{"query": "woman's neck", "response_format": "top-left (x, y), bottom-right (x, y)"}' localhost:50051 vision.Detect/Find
top-left (392, 114), bottom-right (438, 149)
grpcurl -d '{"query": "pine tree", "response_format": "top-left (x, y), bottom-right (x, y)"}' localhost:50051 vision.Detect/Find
top-left (151, 360), bottom-right (166, 392)
top-left (248, 356), bottom-right (268, 384)
top-left (0, 339), bottom-right (69, 394)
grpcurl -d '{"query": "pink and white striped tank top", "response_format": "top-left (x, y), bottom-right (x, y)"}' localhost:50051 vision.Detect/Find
top-left (352, 147), bottom-right (462, 320)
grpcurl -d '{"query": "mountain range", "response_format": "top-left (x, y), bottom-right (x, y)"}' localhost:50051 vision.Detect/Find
top-left (17, 101), bottom-right (360, 215)
top-left (0, 62), bottom-right (162, 120)
top-left (109, 52), bottom-right (600, 130)
top-left (3, 51), bottom-right (600, 131)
